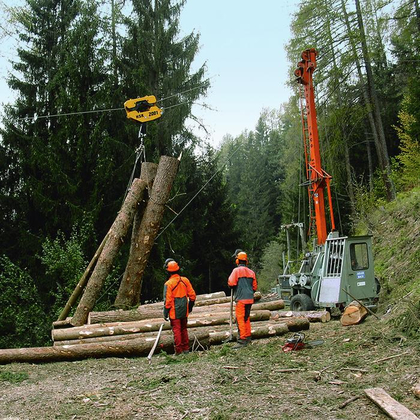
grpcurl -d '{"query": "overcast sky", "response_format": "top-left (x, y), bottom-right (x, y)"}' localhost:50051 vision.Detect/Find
top-left (0, 0), bottom-right (299, 147)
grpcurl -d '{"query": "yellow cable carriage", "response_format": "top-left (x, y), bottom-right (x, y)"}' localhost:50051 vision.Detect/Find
top-left (124, 95), bottom-right (162, 123)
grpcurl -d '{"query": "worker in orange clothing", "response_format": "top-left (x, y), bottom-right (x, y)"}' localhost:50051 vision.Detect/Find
top-left (163, 258), bottom-right (196, 355)
top-left (228, 250), bottom-right (258, 349)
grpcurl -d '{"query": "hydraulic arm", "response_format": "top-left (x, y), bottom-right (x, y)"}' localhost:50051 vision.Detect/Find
top-left (294, 49), bottom-right (335, 245)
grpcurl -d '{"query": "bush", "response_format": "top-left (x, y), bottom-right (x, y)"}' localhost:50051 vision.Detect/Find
top-left (258, 240), bottom-right (283, 292)
top-left (39, 226), bottom-right (88, 318)
top-left (0, 256), bottom-right (49, 348)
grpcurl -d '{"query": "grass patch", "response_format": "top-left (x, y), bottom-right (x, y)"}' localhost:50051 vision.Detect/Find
top-left (0, 371), bottom-right (29, 383)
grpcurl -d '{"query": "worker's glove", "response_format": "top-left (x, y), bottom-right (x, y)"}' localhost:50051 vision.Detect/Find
top-left (163, 307), bottom-right (170, 322)
top-left (188, 300), bottom-right (195, 313)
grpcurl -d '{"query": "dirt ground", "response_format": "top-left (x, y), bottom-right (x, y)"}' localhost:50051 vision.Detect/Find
top-left (0, 315), bottom-right (419, 420)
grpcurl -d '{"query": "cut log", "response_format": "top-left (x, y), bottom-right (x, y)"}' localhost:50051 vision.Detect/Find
top-left (117, 162), bottom-right (158, 310)
top-left (0, 330), bottom-right (210, 365)
top-left (71, 178), bottom-right (148, 326)
top-left (87, 295), bottom-right (278, 325)
top-left (138, 291), bottom-right (262, 309)
top-left (341, 300), bottom-right (368, 326)
top-left (53, 310), bottom-right (272, 342)
top-left (272, 310), bottom-right (331, 323)
top-left (54, 329), bottom-right (172, 346)
top-left (209, 322), bottom-right (290, 344)
top-left (114, 156), bottom-right (180, 308)
top-left (52, 318), bottom-right (73, 329)
top-left (196, 291), bottom-right (226, 300)
top-left (267, 317), bottom-right (310, 332)
top-left (364, 388), bottom-right (419, 420)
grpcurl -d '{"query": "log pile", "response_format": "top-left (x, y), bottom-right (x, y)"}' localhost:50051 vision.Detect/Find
top-left (0, 292), bottom-right (315, 364)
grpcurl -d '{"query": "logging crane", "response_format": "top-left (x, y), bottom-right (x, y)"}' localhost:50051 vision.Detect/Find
top-left (277, 49), bottom-right (380, 312)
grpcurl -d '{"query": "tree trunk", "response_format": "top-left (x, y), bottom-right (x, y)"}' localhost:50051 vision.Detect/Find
top-left (71, 178), bottom-right (148, 326)
top-left (115, 156), bottom-right (180, 308)
top-left (117, 162), bottom-right (158, 308)
top-left (354, 0), bottom-right (395, 200)
top-left (341, 0), bottom-right (395, 201)
top-left (272, 310), bottom-right (331, 323)
top-left (0, 330), bottom-right (210, 364)
top-left (341, 300), bottom-right (368, 326)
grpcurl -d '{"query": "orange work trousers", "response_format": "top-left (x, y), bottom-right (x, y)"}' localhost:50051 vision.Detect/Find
top-left (236, 301), bottom-right (252, 340)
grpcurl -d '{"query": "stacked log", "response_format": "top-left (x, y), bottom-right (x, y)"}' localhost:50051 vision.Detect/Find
top-left (0, 321), bottom-right (303, 365)
top-left (86, 291), bottom-right (266, 325)
top-left (271, 310), bottom-right (331, 323)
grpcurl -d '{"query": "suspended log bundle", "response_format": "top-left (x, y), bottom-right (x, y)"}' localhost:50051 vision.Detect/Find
top-left (340, 300), bottom-right (368, 326)
top-left (115, 156), bottom-right (180, 308)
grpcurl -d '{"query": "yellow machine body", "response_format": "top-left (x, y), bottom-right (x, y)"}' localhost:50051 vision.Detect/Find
top-left (124, 95), bottom-right (162, 123)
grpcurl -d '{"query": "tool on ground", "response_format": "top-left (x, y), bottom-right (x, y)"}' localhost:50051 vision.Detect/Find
top-left (124, 95), bottom-right (162, 123)
top-left (282, 332), bottom-right (324, 352)
top-left (147, 322), bottom-right (164, 364)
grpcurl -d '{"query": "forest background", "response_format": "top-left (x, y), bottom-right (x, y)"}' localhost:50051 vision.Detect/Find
top-left (0, 0), bottom-right (419, 349)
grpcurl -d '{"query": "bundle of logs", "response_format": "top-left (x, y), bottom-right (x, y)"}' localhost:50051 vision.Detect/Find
top-left (0, 290), bottom-right (333, 364)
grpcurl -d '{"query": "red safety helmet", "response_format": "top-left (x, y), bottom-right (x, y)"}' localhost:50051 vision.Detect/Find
top-left (164, 258), bottom-right (180, 272)
top-left (235, 251), bottom-right (248, 265)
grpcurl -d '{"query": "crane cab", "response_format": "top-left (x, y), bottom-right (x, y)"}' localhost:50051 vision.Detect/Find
top-left (277, 232), bottom-right (379, 311)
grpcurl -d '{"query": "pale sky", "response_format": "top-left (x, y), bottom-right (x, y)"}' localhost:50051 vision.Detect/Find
top-left (0, 0), bottom-right (299, 147)
top-left (180, 0), bottom-right (299, 146)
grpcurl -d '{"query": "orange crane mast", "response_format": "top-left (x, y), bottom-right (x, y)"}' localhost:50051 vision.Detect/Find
top-left (294, 48), bottom-right (335, 245)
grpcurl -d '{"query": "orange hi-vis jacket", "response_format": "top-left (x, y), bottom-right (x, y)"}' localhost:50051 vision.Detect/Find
top-left (164, 274), bottom-right (196, 320)
top-left (228, 265), bottom-right (257, 304)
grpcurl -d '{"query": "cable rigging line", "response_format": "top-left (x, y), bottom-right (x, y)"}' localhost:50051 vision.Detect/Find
top-left (15, 77), bottom-right (216, 122)
top-left (155, 142), bottom-right (242, 241)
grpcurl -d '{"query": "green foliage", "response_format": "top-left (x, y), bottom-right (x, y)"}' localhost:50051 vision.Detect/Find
top-left (219, 109), bottom-right (283, 266)
top-left (0, 256), bottom-right (49, 348)
top-left (258, 240), bottom-right (283, 292)
top-left (39, 225), bottom-right (89, 317)
top-left (360, 187), bottom-right (420, 337)
top-left (394, 96), bottom-right (420, 190)
top-left (0, 371), bottom-right (29, 383)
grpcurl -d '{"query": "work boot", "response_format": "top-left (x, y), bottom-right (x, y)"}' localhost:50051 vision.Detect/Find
top-left (232, 339), bottom-right (247, 349)
top-left (182, 350), bottom-right (189, 354)
top-left (245, 336), bottom-right (252, 344)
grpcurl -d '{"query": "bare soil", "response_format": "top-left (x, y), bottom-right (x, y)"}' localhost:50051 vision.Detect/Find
top-left (0, 316), bottom-right (419, 420)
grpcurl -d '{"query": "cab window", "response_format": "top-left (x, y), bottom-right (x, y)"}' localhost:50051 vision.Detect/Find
top-left (350, 243), bottom-right (369, 271)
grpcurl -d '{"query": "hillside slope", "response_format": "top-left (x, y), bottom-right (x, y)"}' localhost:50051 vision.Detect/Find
top-left (367, 187), bottom-right (420, 336)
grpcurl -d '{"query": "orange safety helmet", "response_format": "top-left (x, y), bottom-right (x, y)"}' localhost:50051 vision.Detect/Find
top-left (235, 251), bottom-right (248, 265)
top-left (164, 258), bottom-right (180, 272)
